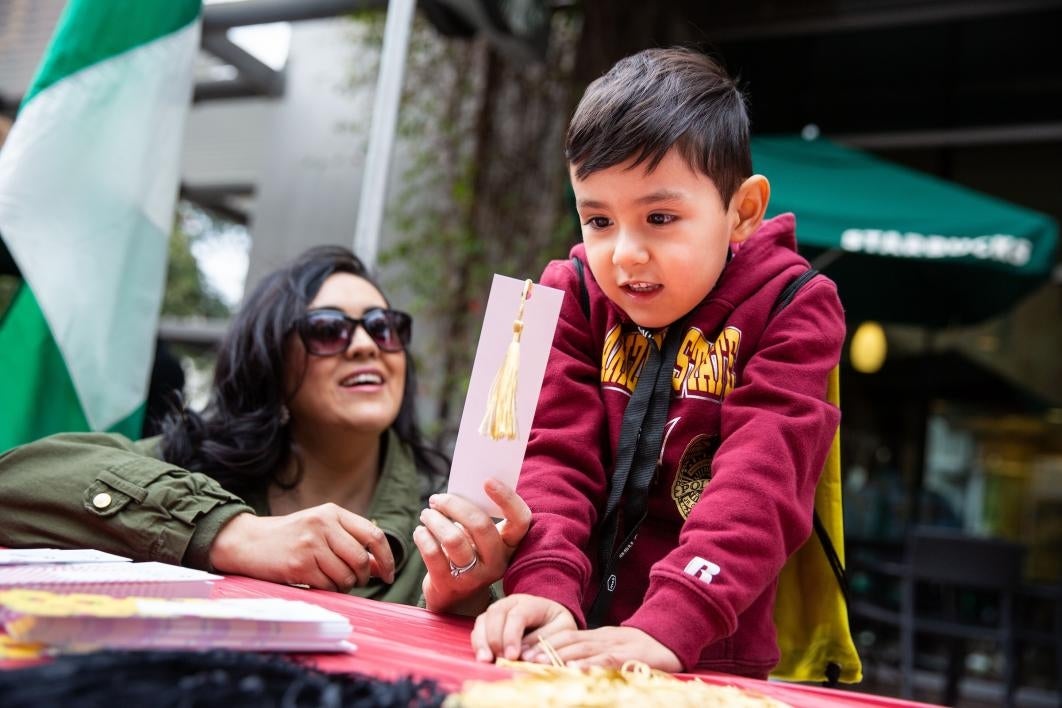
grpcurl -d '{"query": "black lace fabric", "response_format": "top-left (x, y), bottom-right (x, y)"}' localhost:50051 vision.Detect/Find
top-left (0, 649), bottom-right (448, 708)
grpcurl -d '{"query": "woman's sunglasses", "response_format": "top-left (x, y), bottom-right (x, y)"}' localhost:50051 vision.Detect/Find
top-left (296, 307), bottom-right (412, 355)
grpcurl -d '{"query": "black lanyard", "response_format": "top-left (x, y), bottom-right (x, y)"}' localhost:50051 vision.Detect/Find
top-left (587, 321), bottom-right (685, 628)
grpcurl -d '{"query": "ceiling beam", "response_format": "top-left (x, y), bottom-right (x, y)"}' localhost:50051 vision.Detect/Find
top-left (202, 0), bottom-right (386, 31)
top-left (192, 78), bottom-right (263, 103)
top-left (158, 316), bottom-right (229, 346)
top-left (832, 122), bottom-right (1062, 150)
top-left (704, 0), bottom-right (1062, 42)
top-left (428, 0), bottom-right (543, 63)
top-left (200, 33), bottom-right (285, 98)
top-left (196, 0), bottom-right (388, 104)
top-left (179, 182), bottom-right (255, 226)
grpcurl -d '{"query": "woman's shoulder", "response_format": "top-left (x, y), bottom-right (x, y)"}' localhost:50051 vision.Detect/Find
top-left (130, 434), bottom-right (164, 459)
top-left (4, 431), bottom-right (158, 458)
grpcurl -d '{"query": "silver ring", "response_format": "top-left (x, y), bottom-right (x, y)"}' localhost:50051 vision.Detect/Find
top-left (448, 554), bottom-right (479, 578)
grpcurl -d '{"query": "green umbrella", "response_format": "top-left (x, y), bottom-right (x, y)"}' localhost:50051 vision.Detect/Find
top-left (752, 136), bottom-right (1058, 326)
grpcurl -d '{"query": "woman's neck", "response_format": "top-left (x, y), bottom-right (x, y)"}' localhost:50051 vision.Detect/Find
top-left (270, 427), bottom-right (384, 517)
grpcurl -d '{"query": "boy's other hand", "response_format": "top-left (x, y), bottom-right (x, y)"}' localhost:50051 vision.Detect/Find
top-left (521, 626), bottom-right (682, 673)
top-left (470, 593), bottom-right (576, 662)
top-left (415, 479), bottom-right (530, 615)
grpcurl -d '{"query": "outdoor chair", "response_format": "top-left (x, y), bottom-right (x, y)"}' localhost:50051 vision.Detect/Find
top-left (1014, 580), bottom-right (1062, 707)
top-left (848, 526), bottom-right (1026, 707)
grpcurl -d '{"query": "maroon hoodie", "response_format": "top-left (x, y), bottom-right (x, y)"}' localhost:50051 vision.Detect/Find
top-left (503, 214), bottom-right (845, 677)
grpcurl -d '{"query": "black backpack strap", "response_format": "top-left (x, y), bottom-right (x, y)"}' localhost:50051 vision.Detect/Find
top-left (813, 512), bottom-right (849, 604)
top-left (770, 268), bottom-right (819, 317)
top-left (570, 256), bottom-right (590, 318)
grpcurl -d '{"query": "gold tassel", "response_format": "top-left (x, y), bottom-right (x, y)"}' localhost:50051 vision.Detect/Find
top-left (479, 279), bottom-right (533, 440)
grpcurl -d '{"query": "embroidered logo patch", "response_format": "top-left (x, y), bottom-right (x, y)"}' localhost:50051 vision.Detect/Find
top-left (683, 556), bottom-right (721, 585)
top-left (671, 434), bottom-right (718, 519)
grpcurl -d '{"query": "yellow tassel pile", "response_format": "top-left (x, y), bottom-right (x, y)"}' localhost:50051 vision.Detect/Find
top-left (445, 638), bottom-right (791, 707)
top-left (479, 279), bottom-right (533, 441)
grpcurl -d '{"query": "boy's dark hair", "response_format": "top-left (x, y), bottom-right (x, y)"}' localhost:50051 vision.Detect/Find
top-left (566, 47), bottom-right (752, 206)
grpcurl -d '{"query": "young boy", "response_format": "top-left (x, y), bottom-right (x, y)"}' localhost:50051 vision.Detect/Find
top-left (470, 47), bottom-right (845, 678)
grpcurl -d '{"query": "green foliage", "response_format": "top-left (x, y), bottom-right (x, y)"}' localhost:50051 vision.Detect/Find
top-left (162, 203), bottom-right (234, 319)
top-left (159, 201), bottom-right (246, 410)
top-left (344, 11), bottom-right (581, 447)
top-left (344, 12), bottom-right (580, 447)
top-left (0, 208), bottom-right (233, 323)
top-left (0, 213), bottom-right (231, 326)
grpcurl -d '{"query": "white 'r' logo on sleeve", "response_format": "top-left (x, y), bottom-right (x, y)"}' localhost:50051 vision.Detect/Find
top-left (683, 556), bottom-right (721, 584)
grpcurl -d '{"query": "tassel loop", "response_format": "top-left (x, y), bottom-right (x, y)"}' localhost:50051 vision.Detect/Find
top-left (479, 279), bottom-right (533, 440)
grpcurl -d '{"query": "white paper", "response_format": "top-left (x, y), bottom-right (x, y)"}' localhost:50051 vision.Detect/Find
top-left (0, 561), bottom-right (222, 598)
top-left (1, 594), bottom-right (354, 653)
top-left (447, 274), bottom-right (563, 516)
top-left (0, 548), bottom-right (131, 565)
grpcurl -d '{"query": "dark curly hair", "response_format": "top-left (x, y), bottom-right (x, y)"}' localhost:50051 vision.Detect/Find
top-left (159, 245), bottom-right (447, 498)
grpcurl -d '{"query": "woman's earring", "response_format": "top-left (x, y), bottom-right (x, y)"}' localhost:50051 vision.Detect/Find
top-left (279, 404), bottom-right (290, 426)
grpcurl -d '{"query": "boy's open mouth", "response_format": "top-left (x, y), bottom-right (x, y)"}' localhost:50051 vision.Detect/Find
top-left (623, 282), bottom-right (661, 294)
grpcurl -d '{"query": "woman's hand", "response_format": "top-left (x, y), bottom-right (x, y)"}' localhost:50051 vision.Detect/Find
top-left (414, 478), bottom-right (530, 615)
top-left (208, 503), bottom-right (396, 592)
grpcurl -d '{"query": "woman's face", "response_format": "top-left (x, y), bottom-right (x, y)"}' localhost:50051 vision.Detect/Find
top-left (286, 273), bottom-right (406, 437)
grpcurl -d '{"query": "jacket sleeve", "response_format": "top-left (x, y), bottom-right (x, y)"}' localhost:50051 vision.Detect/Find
top-left (0, 432), bottom-right (254, 569)
top-left (623, 277), bottom-right (845, 669)
top-left (502, 259), bottom-right (610, 627)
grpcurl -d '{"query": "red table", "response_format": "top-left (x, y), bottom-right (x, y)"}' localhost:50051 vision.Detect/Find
top-left (213, 575), bottom-right (937, 707)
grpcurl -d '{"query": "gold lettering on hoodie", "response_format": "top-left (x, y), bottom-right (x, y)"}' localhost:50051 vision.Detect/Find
top-left (674, 326), bottom-right (741, 400)
top-left (601, 324), bottom-right (740, 401)
top-left (601, 326), bottom-right (659, 392)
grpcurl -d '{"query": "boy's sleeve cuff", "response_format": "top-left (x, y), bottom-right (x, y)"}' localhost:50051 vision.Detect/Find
top-left (183, 503), bottom-right (255, 571)
top-left (622, 579), bottom-right (728, 670)
top-left (504, 561), bottom-right (587, 628)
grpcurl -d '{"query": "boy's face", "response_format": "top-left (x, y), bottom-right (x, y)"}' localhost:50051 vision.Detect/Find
top-left (572, 148), bottom-right (742, 329)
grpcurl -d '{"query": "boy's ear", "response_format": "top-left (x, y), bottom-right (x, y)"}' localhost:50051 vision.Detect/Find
top-left (729, 175), bottom-right (771, 244)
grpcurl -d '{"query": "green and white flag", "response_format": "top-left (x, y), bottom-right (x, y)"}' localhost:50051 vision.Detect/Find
top-left (0, 0), bottom-right (201, 451)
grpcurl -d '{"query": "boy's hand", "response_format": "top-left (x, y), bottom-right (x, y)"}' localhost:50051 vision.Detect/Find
top-left (470, 594), bottom-right (577, 662)
top-left (415, 479), bottom-right (530, 615)
top-left (521, 626), bottom-right (683, 672)
top-left (209, 505), bottom-right (395, 591)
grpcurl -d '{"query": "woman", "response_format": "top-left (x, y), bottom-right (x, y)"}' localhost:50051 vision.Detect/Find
top-left (0, 246), bottom-right (525, 613)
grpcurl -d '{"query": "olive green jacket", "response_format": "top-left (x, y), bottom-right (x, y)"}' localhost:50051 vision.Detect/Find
top-left (0, 430), bottom-right (427, 606)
